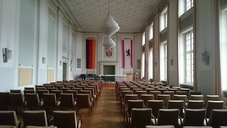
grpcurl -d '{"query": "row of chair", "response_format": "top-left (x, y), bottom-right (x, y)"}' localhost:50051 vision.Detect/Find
top-left (124, 101), bottom-right (227, 128)
top-left (0, 110), bottom-right (81, 128)
top-left (115, 81), bottom-right (227, 128)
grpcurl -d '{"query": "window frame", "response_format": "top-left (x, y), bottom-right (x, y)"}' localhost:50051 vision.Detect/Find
top-left (184, 31), bottom-right (194, 84)
top-left (185, 0), bottom-right (193, 11)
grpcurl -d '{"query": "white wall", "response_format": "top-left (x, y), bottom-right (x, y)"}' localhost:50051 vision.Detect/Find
top-left (195, 0), bottom-right (218, 95)
top-left (0, 0), bottom-right (78, 91)
top-left (168, 0), bottom-right (178, 86)
top-left (0, 0), bottom-right (20, 91)
top-left (75, 32), bottom-right (83, 77)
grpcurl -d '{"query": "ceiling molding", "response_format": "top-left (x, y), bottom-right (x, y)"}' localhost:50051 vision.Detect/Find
top-left (57, 0), bottom-right (82, 30)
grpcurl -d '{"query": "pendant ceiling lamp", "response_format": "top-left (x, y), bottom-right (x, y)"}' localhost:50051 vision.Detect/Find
top-left (101, 0), bottom-right (120, 49)
top-left (103, 36), bottom-right (116, 49)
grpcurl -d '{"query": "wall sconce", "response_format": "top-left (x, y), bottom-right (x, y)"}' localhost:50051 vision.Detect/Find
top-left (170, 59), bottom-right (173, 65)
top-left (2, 48), bottom-right (12, 63)
top-left (2, 48), bottom-right (8, 63)
top-left (42, 57), bottom-right (46, 64)
top-left (202, 50), bottom-right (210, 65)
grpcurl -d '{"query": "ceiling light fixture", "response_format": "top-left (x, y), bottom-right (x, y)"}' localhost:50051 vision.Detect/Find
top-left (100, 0), bottom-right (120, 49)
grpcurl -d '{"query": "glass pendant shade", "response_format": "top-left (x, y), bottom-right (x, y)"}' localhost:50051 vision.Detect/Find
top-left (103, 36), bottom-right (116, 49)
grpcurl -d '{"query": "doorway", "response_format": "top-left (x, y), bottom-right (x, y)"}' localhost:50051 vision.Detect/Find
top-left (103, 65), bottom-right (115, 75)
top-left (63, 62), bottom-right (67, 80)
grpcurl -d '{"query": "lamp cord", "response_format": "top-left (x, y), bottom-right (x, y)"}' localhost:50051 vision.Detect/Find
top-left (108, 0), bottom-right (110, 15)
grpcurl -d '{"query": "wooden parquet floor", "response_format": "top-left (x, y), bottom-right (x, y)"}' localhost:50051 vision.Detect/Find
top-left (78, 84), bottom-right (125, 128)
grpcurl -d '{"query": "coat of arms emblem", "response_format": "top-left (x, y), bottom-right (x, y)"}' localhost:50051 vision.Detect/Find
top-left (106, 48), bottom-right (112, 57)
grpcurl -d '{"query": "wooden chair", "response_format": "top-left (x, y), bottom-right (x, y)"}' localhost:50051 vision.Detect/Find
top-left (208, 109), bottom-right (227, 128)
top-left (123, 94), bottom-right (139, 110)
top-left (59, 93), bottom-right (76, 111)
top-left (147, 100), bottom-right (164, 122)
top-left (76, 94), bottom-right (93, 116)
top-left (168, 100), bottom-right (184, 118)
top-left (24, 93), bottom-right (42, 110)
top-left (36, 90), bottom-right (49, 101)
top-left (205, 100), bottom-right (224, 118)
top-left (187, 100), bottom-right (204, 109)
top-left (125, 100), bottom-right (144, 125)
top-left (183, 109), bottom-right (206, 126)
top-left (205, 95), bottom-right (220, 107)
top-left (157, 94), bottom-right (170, 108)
top-left (190, 95), bottom-right (204, 100)
top-left (135, 91), bottom-right (147, 99)
top-left (26, 126), bottom-right (56, 128)
top-left (145, 125), bottom-right (175, 128)
top-left (140, 94), bottom-right (154, 107)
top-left (53, 111), bottom-right (82, 128)
top-left (0, 111), bottom-right (20, 128)
top-left (157, 109), bottom-right (181, 128)
top-left (163, 91), bottom-right (175, 100)
top-left (129, 108), bottom-right (153, 128)
top-left (9, 93), bottom-right (25, 112)
top-left (23, 110), bottom-right (48, 128)
top-left (0, 92), bottom-right (10, 110)
top-left (42, 93), bottom-right (60, 114)
top-left (10, 90), bottom-right (21, 93)
top-left (149, 91), bottom-right (161, 100)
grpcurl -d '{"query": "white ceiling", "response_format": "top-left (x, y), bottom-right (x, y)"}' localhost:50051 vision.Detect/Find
top-left (60, 0), bottom-right (163, 33)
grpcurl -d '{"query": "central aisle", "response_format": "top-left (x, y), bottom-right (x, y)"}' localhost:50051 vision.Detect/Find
top-left (79, 85), bottom-right (125, 128)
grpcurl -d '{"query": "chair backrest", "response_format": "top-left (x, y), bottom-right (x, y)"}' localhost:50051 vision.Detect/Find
top-left (0, 125), bottom-right (17, 128)
top-left (121, 91), bottom-right (133, 101)
top-left (24, 87), bottom-right (35, 91)
top-left (131, 108), bottom-right (152, 128)
top-left (24, 90), bottom-right (35, 95)
top-left (50, 90), bottom-right (62, 100)
top-left (0, 111), bottom-right (17, 126)
top-left (23, 110), bottom-right (48, 127)
top-left (189, 91), bottom-right (202, 95)
top-left (145, 125), bottom-right (175, 128)
top-left (163, 91), bottom-right (175, 100)
top-left (157, 109), bottom-right (179, 128)
top-left (176, 91), bottom-right (189, 96)
top-left (60, 93), bottom-right (75, 107)
top-left (65, 90), bottom-right (78, 100)
top-left (135, 91), bottom-right (147, 99)
top-left (205, 100), bottom-right (224, 118)
top-left (208, 109), bottom-right (227, 128)
top-left (147, 100), bottom-right (164, 118)
top-left (43, 93), bottom-right (57, 107)
top-left (76, 94), bottom-right (92, 108)
top-left (9, 93), bottom-right (24, 107)
top-left (173, 95), bottom-right (187, 103)
top-left (124, 94), bottom-right (138, 106)
top-left (187, 100), bottom-right (204, 109)
top-left (0, 92), bottom-right (10, 109)
top-left (25, 93), bottom-right (40, 108)
top-left (127, 100), bottom-right (144, 117)
top-left (149, 91), bottom-right (161, 100)
top-left (36, 90), bottom-right (49, 100)
top-left (168, 100), bottom-right (184, 117)
top-left (190, 95), bottom-right (204, 100)
top-left (10, 90), bottom-right (21, 93)
top-left (183, 109), bottom-right (206, 126)
top-left (53, 111), bottom-right (77, 128)
top-left (26, 126), bottom-right (57, 128)
top-left (205, 95), bottom-right (220, 107)
top-left (157, 94), bottom-right (170, 108)
top-left (140, 94), bottom-right (154, 107)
